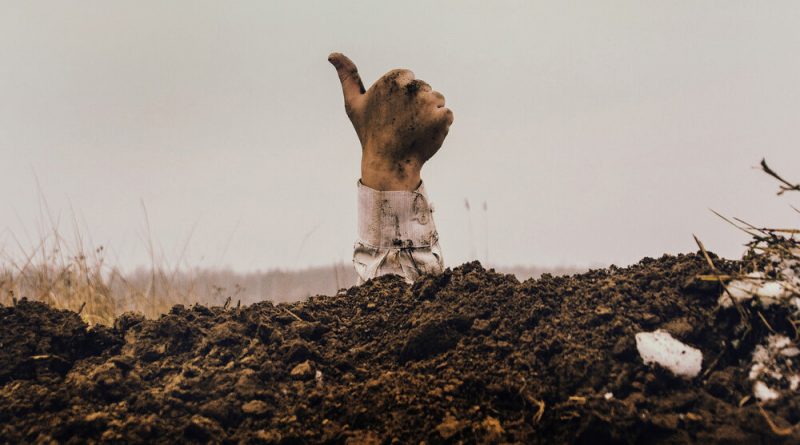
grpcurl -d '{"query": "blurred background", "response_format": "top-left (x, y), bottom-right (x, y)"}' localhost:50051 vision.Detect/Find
top-left (2, 1), bottom-right (799, 312)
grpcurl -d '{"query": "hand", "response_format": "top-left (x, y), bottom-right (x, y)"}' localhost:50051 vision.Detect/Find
top-left (328, 52), bottom-right (454, 191)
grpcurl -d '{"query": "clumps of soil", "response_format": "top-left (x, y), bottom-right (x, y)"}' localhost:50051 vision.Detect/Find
top-left (0, 299), bottom-right (118, 385)
top-left (1, 252), bottom-right (799, 444)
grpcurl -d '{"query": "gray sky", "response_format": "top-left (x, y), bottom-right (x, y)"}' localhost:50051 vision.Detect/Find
top-left (2, 1), bottom-right (799, 272)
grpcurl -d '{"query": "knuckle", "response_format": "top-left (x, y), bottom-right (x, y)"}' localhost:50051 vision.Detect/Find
top-left (383, 69), bottom-right (414, 85)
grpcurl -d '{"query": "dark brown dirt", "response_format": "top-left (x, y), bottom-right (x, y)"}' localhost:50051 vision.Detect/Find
top-left (1, 253), bottom-right (798, 444)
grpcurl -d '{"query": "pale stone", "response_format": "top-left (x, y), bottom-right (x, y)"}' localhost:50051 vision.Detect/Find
top-left (635, 330), bottom-right (702, 378)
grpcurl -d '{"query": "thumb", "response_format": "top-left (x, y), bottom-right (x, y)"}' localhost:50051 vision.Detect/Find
top-left (328, 52), bottom-right (366, 109)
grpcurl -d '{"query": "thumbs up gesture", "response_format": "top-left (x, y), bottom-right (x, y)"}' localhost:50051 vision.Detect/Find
top-left (328, 52), bottom-right (454, 191)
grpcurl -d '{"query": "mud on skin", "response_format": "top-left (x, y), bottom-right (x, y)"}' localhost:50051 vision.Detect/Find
top-left (1, 253), bottom-right (798, 444)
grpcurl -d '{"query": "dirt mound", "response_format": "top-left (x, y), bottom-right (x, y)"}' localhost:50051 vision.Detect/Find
top-left (1, 253), bottom-right (798, 444)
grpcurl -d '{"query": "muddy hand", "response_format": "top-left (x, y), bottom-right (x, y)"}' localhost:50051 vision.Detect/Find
top-left (328, 52), bottom-right (454, 191)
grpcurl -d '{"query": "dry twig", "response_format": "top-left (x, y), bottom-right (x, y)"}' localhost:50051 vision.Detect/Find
top-left (758, 404), bottom-right (795, 436)
top-left (533, 399), bottom-right (545, 423)
top-left (701, 351), bottom-right (724, 378)
top-left (757, 311), bottom-right (778, 335)
top-left (283, 307), bottom-right (303, 322)
top-left (693, 235), bottom-right (751, 332)
top-left (761, 158), bottom-right (800, 195)
top-left (709, 209), bottom-right (761, 238)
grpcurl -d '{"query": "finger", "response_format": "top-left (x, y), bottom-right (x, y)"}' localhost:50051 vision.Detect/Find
top-left (431, 91), bottom-right (445, 108)
top-left (431, 110), bottom-right (452, 147)
top-left (439, 107), bottom-right (454, 126)
top-left (327, 52), bottom-right (366, 106)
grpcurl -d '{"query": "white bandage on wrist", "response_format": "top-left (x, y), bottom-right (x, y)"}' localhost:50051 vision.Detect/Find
top-left (356, 180), bottom-right (438, 249)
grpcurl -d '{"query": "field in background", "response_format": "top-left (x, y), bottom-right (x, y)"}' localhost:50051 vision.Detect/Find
top-left (0, 236), bottom-right (585, 325)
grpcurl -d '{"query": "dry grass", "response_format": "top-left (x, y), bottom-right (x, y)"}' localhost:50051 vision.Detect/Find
top-left (0, 232), bottom-right (193, 325)
top-left (0, 186), bottom-right (364, 325)
top-left (0, 223), bottom-right (586, 326)
top-left (0, 235), bottom-right (361, 326)
top-left (0, 191), bottom-right (583, 326)
top-left (0, 224), bottom-right (363, 325)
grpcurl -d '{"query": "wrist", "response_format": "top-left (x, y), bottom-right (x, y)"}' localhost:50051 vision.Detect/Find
top-left (360, 154), bottom-right (423, 191)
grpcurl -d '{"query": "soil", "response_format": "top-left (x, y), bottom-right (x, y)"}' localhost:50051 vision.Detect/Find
top-left (1, 252), bottom-right (799, 444)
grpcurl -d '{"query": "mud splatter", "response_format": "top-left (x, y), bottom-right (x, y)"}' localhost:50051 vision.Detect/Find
top-left (405, 80), bottom-right (423, 97)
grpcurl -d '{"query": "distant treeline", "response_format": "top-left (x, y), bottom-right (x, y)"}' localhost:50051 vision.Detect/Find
top-left (2, 260), bottom-right (587, 325)
top-left (122, 262), bottom-right (588, 306)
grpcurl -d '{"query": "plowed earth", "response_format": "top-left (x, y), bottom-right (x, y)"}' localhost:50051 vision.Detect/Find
top-left (1, 253), bottom-right (799, 444)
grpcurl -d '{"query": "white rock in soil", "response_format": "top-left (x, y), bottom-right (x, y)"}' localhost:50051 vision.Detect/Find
top-left (635, 330), bottom-right (703, 378)
top-left (718, 254), bottom-right (800, 309)
top-left (748, 334), bottom-right (800, 401)
top-left (719, 273), bottom-right (761, 308)
top-left (790, 375), bottom-right (800, 391)
top-left (753, 380), bottom-right (780, 402)
top-left (770, 335), bottom-right (792, 350)
top-left (720, 280), bottom-right (792, 308)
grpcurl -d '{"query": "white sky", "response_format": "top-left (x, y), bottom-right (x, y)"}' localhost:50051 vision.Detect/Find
top-left (2, 1), bottom-right (799, 272)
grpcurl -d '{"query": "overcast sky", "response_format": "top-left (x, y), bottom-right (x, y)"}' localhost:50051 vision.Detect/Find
top-left (2, 1), bottom-right (799, 272)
